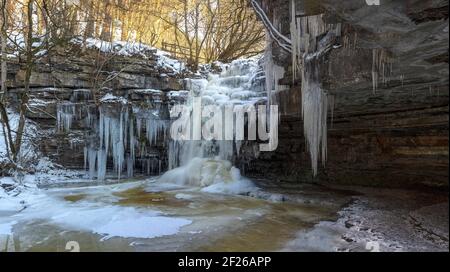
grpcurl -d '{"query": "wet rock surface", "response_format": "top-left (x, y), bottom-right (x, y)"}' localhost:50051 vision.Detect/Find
top-left (4, 45), bottom-right (190, 172)
top-left (279, 184), bottom-right (449, 252)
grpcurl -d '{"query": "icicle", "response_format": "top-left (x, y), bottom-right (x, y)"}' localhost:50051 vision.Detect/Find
top-left (290, 0), bottom-right (299, 81)
top-left (372, 49), bottom-right (379, 93)
top-left (265, 36), bottom-right (288, 107)
top-left (71, 89), bottom-right (92, 102)
top-left (57, 103), bottom-right (76, 132)
top-left (126, 155), bottom-right (133, 178)
top-left (88, 147), bottom-right (97, 179)
top-left (372, 48), bottom-right (395, 93)
top-left (83, 146), bottom-right (87, 171)
top-left (288, 5), bottom-right (342, 176)
top-left (301, 57), bottom-right (329, 176)
top-left (97, 148), bottom-right (107, 181)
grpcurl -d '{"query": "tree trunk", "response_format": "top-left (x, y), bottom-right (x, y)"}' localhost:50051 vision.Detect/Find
top-left (0, 0), bottom-right (15, 159)
top-left (84, 1), bottom-right (95, 39)
top-left (100, 1), bottom-right (112, 42)
top-left (14, 0), bottom-right (34, 161)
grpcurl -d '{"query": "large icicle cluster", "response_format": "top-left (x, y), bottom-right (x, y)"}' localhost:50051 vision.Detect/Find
top-left (56, 103), bottom-right (76, 133)
top-left (300, 58), bottom-right (328, 175)
top-left (55, 58), bottom-right (266, 181)
top-left (289, 0), bottom-right (341, 176)
top-left (57, 91), bottom-right (169, 181)
top-left (84, 100), bottom-right (169, 181)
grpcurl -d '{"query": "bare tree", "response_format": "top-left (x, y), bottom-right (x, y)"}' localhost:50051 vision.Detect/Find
top-left (0, 0), bottom-right (81, 166)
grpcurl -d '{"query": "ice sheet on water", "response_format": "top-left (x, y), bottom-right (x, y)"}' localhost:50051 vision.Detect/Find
top-left (1, 185), bottom-right (191, 239)
top-left (49, 205), bottom-right (191, 239)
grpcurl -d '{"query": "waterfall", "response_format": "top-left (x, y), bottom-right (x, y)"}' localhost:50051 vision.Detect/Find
top-left (55, 58), bottom-right (267, 185)
top-left (160, 58), bottom-right (266, 191)
top-left (167, 58), bottom-right (266, 170)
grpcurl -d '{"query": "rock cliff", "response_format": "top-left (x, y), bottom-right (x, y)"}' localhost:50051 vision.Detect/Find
top-left (240, 0), bottom-right (448, 188)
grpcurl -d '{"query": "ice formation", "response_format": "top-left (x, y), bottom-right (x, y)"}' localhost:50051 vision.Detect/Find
top-left (159, 157), bottom-right (256, 195)
top-left (56, 103), bottom-right (76, 133)
top-left (265, 36), bottom-right (289, 106)
top-left (289, 0), bottom-right (341, 175)
top-left (54, 54), bottom-right (268, 183)
top-left (85, 101), bottom-right (169, 180)
top-left (161, 58), bottom-right (268, 191)
top-left (167, 58), bottom-right (266, 172)
top-left (57, 90), bottom-right (169, 181)
top-left (372, 48), bottom-right (395, 93)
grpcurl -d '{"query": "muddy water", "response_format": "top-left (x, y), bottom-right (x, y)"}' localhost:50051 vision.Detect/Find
top-left (1, 180), bottom-right (343, 252)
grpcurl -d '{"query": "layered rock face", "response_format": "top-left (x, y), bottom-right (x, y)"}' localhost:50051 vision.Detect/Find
top-left (3, 1), bottom-right (448, 188)
top-left (5, 44), bottom-right (189, 174)
top-left (242, 0), bottom-right (448, 188)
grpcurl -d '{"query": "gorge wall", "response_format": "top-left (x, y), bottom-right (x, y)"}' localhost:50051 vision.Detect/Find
top-left (4, 42), bottom-right (190, 176)
top-left (2, 0), bottom-right (448, 189)
top-left (240, 0), bottom-right (448, 188)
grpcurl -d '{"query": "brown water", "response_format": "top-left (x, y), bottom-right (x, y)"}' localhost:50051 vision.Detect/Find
top-left (0, 180), bottom-right (343, 252)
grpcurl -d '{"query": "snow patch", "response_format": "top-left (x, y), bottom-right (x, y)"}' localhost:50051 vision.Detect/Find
top-left (0, 221), bottom-right (17, 235)
top-left (100, 93), bottom-right (128, 104)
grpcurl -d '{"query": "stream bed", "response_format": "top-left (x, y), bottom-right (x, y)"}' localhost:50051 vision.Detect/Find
top-left (0, 178), bottom-right (447, 252)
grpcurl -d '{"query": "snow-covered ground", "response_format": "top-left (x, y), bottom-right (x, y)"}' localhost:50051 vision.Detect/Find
top-left (72, 37), bottom-right (185, 73)
top-left (1, 172), bottom-right (448, 252)
top-left (5, 31), bottom-right (186, 74)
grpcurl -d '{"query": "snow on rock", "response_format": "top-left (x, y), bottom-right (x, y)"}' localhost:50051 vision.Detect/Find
top-left (130, 89), bottom-right (163, 95)
top-left (0, 112), bottom-right (82, 187)
top-left (100, 93), bottom-right (128, 104)
top-left (33, 157), bottom-right (86, 185)
top-left (72, 37), bottom-right (185, 73)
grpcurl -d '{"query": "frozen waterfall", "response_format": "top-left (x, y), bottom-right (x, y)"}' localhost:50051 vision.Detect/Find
top-left (55, 58), bottom-right (268, 183)
top-left (161, 58), bottom-right (267, 190)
